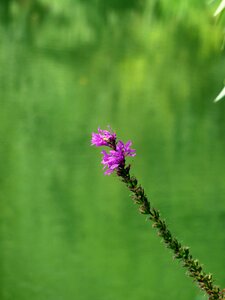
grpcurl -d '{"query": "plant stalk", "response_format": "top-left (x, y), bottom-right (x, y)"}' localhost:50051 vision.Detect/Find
top-left (117, 165), bottom-right (224, 300)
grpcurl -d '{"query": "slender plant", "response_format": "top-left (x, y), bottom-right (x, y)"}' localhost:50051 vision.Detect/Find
top-left (91, 127), bottom-right (225, 300)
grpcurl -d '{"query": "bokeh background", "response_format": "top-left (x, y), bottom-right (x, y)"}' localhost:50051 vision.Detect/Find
top-left (0, 1), bottom-right (225, 299)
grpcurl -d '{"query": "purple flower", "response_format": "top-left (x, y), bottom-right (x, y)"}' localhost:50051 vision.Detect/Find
top-left (116, 140), bottom-right (136, 157)
top-left (91, 127), bottom-right (136, 175)
top-left (101, 140), bottom-right (136, 175)
top-left (101, 149), bottom-right (124, 175)
top-left (91, 127), bottom-right (116, 147)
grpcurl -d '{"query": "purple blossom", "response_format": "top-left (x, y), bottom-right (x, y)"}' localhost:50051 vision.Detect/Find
top-left (91, 127), bottom-right (136, 175)
top-left (116, 140), bottom-right (136, 157)
top-left (91, 127), bottom-right (116, 147)
top-left (101, 149), bottom-right (124, 175)
top-left (101, 140), bottom-right (136, 175)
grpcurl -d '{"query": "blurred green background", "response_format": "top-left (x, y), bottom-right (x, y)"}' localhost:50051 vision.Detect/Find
top-left (0, 1), bottom-right (225, 299)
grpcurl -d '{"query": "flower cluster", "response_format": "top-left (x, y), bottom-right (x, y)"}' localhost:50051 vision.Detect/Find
top-left (91, 128), bottom-right (117, 147)
top-left (91, 127), bottom-right (136, 175)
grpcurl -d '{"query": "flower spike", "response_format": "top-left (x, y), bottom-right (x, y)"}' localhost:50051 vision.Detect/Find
top-left (91, 127), bottom-right (224, 300)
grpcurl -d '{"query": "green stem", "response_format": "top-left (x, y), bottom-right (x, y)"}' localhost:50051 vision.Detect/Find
top-left (116, 165), bottom-right (224, 300)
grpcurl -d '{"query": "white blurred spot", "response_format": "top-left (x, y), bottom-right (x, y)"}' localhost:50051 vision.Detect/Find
top-left (214, 86), bottom-right (225, 102)
top-left (214, 0), bottom-right (225, 16)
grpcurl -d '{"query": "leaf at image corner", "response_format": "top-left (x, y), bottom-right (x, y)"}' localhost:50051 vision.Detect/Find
top-left (214, 86), bottom-right (225, 102)
top-left (214, 0), bottom-right (225, 16)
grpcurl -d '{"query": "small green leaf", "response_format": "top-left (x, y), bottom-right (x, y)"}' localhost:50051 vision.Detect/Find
top-left (214, 0), bottom-right (225, 16)
top-left (214, 86), bottom-right (225, 102)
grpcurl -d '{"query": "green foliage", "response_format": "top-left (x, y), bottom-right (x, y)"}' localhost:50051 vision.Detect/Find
top-left (0, 1), bottom-right (225, 300)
